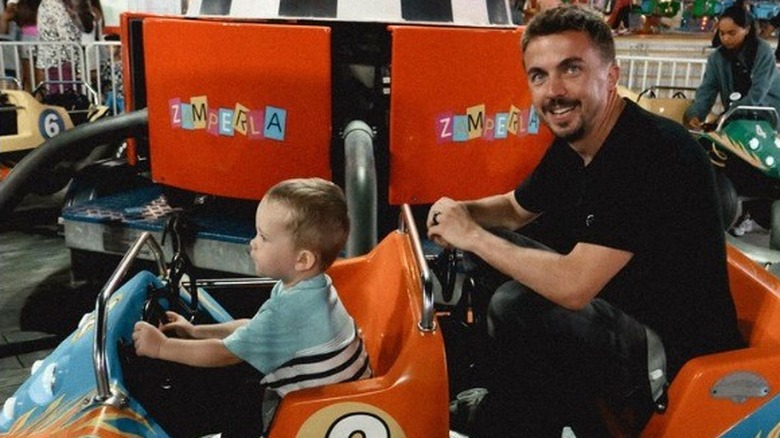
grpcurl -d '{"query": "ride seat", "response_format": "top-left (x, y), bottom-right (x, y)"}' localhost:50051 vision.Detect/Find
top-left (141, 18), bottom-right (333, 201)
top-left (726, 245), bottom-right (780, 347)
top-left (265, 229), bottom-right (449, 437)
top-left (387, 25), bottom-right (552, 205)
top-left (640, 245), bottom-right (780, 437)
top-left (634, 87), bottom-right (694, 126)
top-left (636, 97), bottom-right (691, 125)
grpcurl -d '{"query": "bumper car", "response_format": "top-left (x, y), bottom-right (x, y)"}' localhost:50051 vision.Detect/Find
top-left (0, 79), bottom-right (111, 195)
top-left (693, 105), bottom-right (780, 272)
top-left (0, 205), bottom-right (448, 437)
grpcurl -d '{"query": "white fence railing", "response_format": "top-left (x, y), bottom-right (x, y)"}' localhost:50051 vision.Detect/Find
top-left (0, 41), bottom-right (123, 115)
top-left (616, 55), bottom-right (708, 95)
top-left (0, 44), bottom-right (711, 117)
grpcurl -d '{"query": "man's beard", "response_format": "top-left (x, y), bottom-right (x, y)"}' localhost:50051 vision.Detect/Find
top-left (542, 97), bottom-right (585, 142)
top-left (558, 123), bottom-right (586, 142)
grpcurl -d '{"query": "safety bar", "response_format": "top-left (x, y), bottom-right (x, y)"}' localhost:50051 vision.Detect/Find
top-left (33, 80), bottom-right (101, 107)
top-left (398, 204), bottom-right (436, 332)
top-left (0, 76), bottom-right (23, 90)
top-left (181, 277), bottom-right (277, 289)
top-left (717, 106), bottom-right (780, 133)
top-left (92, 231), bottom-right (166, 405)
top-left (637, 85), bottom-right (698, 101)
top-left (343, 120), bottom-right (378, 257)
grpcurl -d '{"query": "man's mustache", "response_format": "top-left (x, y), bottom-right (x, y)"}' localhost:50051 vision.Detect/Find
top-left (542, 98), bottom-right (579, 114)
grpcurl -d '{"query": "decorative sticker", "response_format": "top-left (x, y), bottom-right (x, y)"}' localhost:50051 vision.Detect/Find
top-left (38, 109), bottom-right (65, 139)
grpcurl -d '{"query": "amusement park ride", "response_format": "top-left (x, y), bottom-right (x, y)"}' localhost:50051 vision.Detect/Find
top-left (3, 0), bottom-right (780, 436)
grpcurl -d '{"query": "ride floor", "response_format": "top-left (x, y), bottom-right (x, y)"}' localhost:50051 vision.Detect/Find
top-left (0, 191), bottom-right (101, 406)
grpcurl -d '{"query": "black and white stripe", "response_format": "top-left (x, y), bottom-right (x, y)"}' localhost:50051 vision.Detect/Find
top-left (261, 332), bottom-right (372, 397)
top-left (189, 0), bottom-right (513, 26)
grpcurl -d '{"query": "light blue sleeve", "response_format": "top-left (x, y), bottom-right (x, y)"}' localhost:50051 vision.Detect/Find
top-left (223, 284), bottom-right (298, 374)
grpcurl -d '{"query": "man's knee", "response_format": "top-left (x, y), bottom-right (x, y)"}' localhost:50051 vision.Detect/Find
top-left (487, 281), bottom-right (543, 338)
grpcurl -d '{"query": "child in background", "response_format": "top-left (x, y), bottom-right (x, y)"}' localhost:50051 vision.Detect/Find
top-left (100, 32), bottom-right (122, 113)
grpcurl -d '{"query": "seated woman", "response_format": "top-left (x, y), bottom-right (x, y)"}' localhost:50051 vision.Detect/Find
top-left (685, 0), bottom-right (780, 130)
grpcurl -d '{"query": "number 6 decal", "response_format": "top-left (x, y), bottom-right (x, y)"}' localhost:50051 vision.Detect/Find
top-left (39, 109), bottom-right (65, 139)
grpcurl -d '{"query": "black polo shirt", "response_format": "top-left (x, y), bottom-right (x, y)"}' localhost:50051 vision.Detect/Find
top-left (515, 99), bottom-right (745, 375)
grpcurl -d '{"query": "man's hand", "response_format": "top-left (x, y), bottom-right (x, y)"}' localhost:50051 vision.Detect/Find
top-left (427, 197), bottom-right (482, 251)
top-left (132, 321), bottom-right (166, 358)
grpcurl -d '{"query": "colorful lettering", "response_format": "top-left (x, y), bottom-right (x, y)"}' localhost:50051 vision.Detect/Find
top-left (247, 110), bottom-right (264, 140)
top-left (434, 103), bottom-right (540, 144)
top-left (181, 104), bottom-right (194, 130)
top-left (466, 104), bottom-right (485, 140)
top-left (219, 109), bottom-right (234, 136)
top-left (264, 106), bottom-right (286, 141)
top-left (495, 112), bottom-right (508, 139)
top-left (453, 115), bottom-right (468, 142)
top-left (191, 96), bottom-right (208, 129)
top-left (167, 95), bottom-right (287, 141)
top-left (528, 107), bottom-right (540, 134)
top-left (233, 103), bottom-right (250, 136)
top-left (207, 109), bottom-right (219, 136)
top-left (436, 112), bottom-right (454, 143)
top-left (169, 98), bottom-right (182, 128)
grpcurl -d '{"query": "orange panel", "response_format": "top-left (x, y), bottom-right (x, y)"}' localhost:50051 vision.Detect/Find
top-left (143, 19), bottom-right (331, 200)
top-left (388, 25), bottom-right (553, 205)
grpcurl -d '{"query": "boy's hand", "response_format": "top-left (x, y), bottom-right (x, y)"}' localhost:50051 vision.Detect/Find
top-left (132, 321), bottom-right (166, 358)
top-left (161, 311), bottom-right (196, 338)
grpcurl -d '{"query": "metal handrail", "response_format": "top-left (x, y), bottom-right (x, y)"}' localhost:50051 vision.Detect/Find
top-left (398, 204), bottom-right (436, 332)
top-left (92, 231), bottom-right (166, 405)
top-left (716, 106), bottom-right (780, 133)
top-left (181, 277), bottom-right (277, 289)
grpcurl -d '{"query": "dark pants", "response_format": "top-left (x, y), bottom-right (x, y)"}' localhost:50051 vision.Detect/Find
top-left (123, 353), bottom-right (265, 438)
top-left (465, 230), bottom-right (660, 438)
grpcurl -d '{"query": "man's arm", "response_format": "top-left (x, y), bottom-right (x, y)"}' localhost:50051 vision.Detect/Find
top-left (461, 191), bottom-right (538, 230)
top-left (468, 234), bottom-right (633, 309)
top-left (427, 191), bottom-right (538, 248)
top-left (428, 195), bottom-right (633, 309)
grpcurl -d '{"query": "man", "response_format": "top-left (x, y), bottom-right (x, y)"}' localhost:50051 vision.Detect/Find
top-left (427, 6), bottom-right (744, 436)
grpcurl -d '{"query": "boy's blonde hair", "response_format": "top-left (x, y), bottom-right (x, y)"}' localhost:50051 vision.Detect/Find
top-left (264, 178), bottom-right (350, 270)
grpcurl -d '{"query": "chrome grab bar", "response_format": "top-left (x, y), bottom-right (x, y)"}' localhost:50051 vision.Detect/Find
top-left (717, 106), bottom-right (780, 133)
top-left (92, 231), bottom-right (166, 405)
top-left (181, 277), bottom-right (277, 289)
top-left (398, 204), bottom-right (436, 332)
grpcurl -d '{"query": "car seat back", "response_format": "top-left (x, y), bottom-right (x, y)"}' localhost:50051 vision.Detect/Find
top-left (387, 25), bottom-right (553, 205)
top-left (267, 226), bottom-right (449, 437)
top-left (142, 18), bottom-right (332, 201)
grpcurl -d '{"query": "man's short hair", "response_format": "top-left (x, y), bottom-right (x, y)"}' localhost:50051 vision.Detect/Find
top-left (522, 6), bottom-right (616, 65)
top-left (265, 178), bottom-right (350, 270)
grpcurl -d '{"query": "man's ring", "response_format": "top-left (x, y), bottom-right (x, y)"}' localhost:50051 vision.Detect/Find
top-left (432, 211), bottom-right (442, 225)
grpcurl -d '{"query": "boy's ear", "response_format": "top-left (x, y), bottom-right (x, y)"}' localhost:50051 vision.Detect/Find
top-left (295, 249), bottom-right (318, 272)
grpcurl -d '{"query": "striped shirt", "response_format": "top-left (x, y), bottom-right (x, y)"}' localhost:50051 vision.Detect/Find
top-left (223, 274), bottom-right (372, 396)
